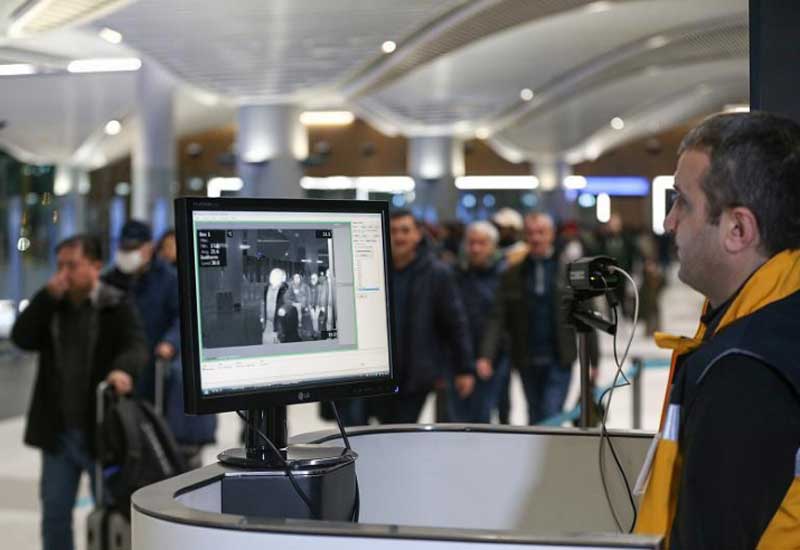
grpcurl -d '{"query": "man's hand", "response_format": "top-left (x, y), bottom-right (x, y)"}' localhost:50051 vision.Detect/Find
top-left (155, 341), bottom-right (176, 360)
top-left (476, 358), bottom-right (494, 381)
top-left (46, 272), bottom-right (69, 300)
top-left (106, 369), bottom-right (133, 395)
top-left (454, 374), bottom-right (475, 398)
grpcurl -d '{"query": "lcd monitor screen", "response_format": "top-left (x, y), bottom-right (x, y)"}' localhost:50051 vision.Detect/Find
top-left (175, 198), bottom-right (396, 414)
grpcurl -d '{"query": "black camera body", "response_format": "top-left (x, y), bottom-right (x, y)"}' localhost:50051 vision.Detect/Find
top-left (566, 256), bottom-right (621, 298)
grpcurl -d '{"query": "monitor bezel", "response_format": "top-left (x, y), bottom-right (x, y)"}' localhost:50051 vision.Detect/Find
top-left (175, 196), bottom-right (398, 415)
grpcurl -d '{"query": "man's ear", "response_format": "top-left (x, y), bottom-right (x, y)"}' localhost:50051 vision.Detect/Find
top-left (721, 206), bottom-right (760, 254)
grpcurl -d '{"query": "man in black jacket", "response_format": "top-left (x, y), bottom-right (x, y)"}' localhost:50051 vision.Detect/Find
top-left (480, 212), bottom-right (578, 424)
top-left (11, 234), bottom-right (148, 550)
top-left (378, 210), bottom-right (475, 423)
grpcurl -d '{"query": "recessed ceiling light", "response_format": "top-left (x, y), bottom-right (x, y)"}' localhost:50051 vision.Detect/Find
top-left (68, 58), bottom-right (141, 73)
top-left (520, 88), bottom-right (534, 101)
top-left (104, 120), bottom-right (122, 135)
top-left (299, 111), bottom-right (355, 126)
top-left (646, 35), bottom-right (669, 49)
top-left (0, 63), bottom-right (36, 76)
top-left (585, 1), bottom-right (614, 14)
top-left (381, 41), bottom-right (397, 54)
top-left (610, 117), bottom-right (625, 130)
top-left (99, 27), bottom-right (122, 44)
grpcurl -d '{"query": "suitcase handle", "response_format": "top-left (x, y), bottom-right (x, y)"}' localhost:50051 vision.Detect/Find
top-left (94, 381), bottom-right (114, 507)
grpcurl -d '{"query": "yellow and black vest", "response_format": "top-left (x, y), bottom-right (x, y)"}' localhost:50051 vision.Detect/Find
top-left (635, 249), bottom-right (800, 549)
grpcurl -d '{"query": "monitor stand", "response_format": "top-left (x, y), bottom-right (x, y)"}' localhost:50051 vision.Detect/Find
top-left (218, 406), bottom-right (356, 469)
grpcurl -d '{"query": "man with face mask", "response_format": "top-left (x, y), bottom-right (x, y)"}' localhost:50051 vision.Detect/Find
top-left (103, 220), bottom-right (180, 403)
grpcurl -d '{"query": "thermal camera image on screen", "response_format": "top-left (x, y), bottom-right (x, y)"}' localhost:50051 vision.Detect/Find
top-left (190, 209), bottom-right (390, 396)
top-left (195, 226), bottom-right (357, 358)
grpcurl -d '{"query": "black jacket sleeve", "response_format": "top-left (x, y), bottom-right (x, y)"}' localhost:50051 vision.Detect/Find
top-left (10, 288), bottom-right (58, 351)
top-left (433, 264), bottom-right (474, 375)
top-left (109, 300), bottom-right (150, 379)
top-left (671, 355), bottom-right (800, 550)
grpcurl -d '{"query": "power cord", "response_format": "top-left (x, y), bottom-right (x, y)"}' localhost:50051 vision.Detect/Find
top-left (329, 401), bottom-right (360, 522)
top-left (596, 266), bottom-right (639, 533)
top-left (235, 410), bottom-right (315, 518)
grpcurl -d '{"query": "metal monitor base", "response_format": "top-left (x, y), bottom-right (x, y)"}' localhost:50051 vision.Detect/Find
top-left (218, 444), bottom-right (357, 470)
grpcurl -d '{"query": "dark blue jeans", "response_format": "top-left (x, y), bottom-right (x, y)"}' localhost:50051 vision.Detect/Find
top-left (447, 356), bottom-right (511, 423)
top-left (40, 429), bottom-right (95, 550)
top-left (518, 361), bottom-right (572, 425)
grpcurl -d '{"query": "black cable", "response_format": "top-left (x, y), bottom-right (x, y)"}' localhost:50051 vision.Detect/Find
top-left (597, 304), bottom-right (638, 533)
top-left (235, 410), bottom-right (315, 517)
top-left (329, 401), bottom-right (360, 522)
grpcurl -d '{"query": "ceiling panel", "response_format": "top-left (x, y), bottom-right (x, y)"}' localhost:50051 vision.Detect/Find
top-left (497, 58), bottom-right (747, 156)
top-left (0, 72), bottom-right (135, 162)
top-left (95, 0), bottom-right (468, 99)
top-left (358, 0), bottom-right (746, 131)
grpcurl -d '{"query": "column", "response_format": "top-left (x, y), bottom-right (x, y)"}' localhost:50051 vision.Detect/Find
top-left (54, 164), bottom-right (89, 240)
top-left (407, 136), bottom-right (463, 223)
top-left (750, 0), bottom-right (800, 122)
top-left (236, 104), bottom-right (307, 199)
top-left (132, 60), bottom-right (176, 233)
top-left (535, 158), bottom-right (574, 223)
top-left (6, 196), bottom-right (23, 304)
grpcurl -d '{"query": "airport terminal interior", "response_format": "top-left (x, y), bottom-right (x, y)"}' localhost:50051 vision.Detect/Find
top-left (0, 0), bottom-right (791, 548)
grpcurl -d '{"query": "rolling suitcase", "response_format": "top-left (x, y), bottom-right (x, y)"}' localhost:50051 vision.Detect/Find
top-left (87, 381), bottom-right (131, 550)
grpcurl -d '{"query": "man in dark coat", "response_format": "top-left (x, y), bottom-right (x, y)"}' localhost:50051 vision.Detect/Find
top-left (480, 212), bottom-right (578, 424)
top-left (103, 220), bottom-right (180, 403)
top-left (11, 234), bottom-right (148, 550)
top-left (377, 209), bottom-right (475, 423)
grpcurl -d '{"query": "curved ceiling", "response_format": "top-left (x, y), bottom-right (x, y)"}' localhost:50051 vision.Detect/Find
top-left (0, 0), bottom-right (749, 172)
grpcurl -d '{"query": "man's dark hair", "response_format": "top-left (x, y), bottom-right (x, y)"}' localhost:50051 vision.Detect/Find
top-left (679, 111), bottom-right (800, 255)
top-left (389, 208), bottom-right (419, 225)
top-left (55, 234), bottom-right (103, 262)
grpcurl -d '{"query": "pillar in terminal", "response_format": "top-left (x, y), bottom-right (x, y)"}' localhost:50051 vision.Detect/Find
top-left (53, 164), bottom-right (89, 240)
top-left (132, 59), bottom-right (175, 237)
top-left (236, 104), bottom-right (307, 199)
top-left (534, 158), bottom-right (574, 223)
top-left (407, 135), bottom-right (463, 223)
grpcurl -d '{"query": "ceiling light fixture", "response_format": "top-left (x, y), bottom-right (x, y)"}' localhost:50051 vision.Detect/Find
top-left (0, 64), bottom-right (37, 76)
top-left (104, 120), bottom-right (121, 135)
top-left (67, 57), bottom-right (141, 73)
top-left (563, 175), bottom-right (587, 190)
top-left (207, 177), bottom-right (244, 198)
top-left (455, 176), bottom-right (539, 190)
top-left (646, 35), bottom-right (669, 49)
top-left (596, 193), bottom-right (611, 223)
top-left (299, 111), bottom-right (355, 126)
top-left (99, 27), bottom-right (122, 44)
top-left (652, 175), bottom-right (675, 235)
top-left (585, 1), bottom-right (614, 14)
top-left (610, 117), bottom-right (625, 130)
top-left (520, 88), bottom-right (534, 102)
top-left (381, 40), bottom-right (397, 54)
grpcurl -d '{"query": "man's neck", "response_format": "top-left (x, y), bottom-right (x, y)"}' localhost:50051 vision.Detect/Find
top-left (68, 280), bottom-right (99, 306)
top-left (393, 250), bottom-right (417, 271)
top-left (706, 255), bottom-right (768, 309)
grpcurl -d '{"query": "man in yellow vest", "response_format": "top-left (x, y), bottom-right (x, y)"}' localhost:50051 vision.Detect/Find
top-left (635, 111), bottom-right (800, 548)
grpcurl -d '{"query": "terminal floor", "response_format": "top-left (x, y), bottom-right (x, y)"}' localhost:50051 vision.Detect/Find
top-left (0, 268), bottom-right (704, 550)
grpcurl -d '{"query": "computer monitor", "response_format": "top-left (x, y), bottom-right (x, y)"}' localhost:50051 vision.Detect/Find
top-left (175, 197), bottom-right (397, 416)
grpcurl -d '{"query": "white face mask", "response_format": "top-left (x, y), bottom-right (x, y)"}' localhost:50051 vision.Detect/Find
top-left (116, 249), bottom-right (144, 274)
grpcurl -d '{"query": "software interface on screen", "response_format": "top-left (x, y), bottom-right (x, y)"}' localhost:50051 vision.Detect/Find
top-left (192, 210), bottom-right (391, 395)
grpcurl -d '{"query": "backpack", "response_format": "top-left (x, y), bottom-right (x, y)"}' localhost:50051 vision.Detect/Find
top-left (99, 396), bottom-right (188, 517)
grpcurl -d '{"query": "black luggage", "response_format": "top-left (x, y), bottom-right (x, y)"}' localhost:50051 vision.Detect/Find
top-left (88, 379), bottom-right (188, 550)
top-left (87, 382), bottom-right (130, 550)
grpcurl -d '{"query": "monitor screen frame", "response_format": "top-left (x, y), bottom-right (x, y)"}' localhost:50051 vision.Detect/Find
top-left (175, 196), bottom-right (398, 415)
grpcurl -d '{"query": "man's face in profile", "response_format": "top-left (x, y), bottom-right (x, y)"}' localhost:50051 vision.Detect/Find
top-left (664, 149), bottom-right (724, 295)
